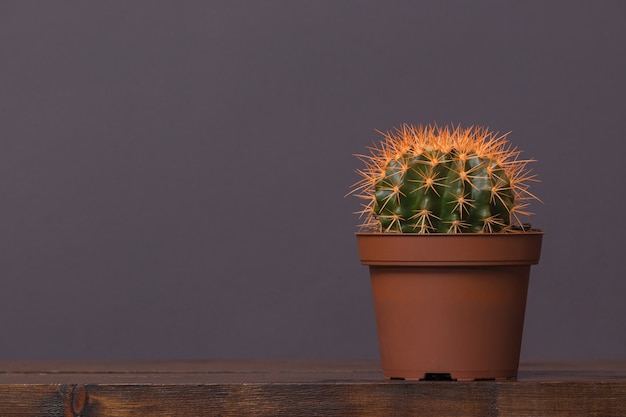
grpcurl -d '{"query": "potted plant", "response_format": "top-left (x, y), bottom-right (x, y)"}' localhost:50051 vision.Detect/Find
top-left (350, 123), bottom-right (543, 381)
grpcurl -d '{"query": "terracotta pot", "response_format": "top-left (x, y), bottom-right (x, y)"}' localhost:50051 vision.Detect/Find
top-left (356, 232), bottom-right (543, 381)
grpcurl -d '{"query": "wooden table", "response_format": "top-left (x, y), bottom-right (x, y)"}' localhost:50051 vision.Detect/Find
top-left (0, 360), bottom-right (624, 416)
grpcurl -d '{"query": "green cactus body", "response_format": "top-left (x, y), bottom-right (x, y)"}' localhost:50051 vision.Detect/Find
top-left (372, 150), bottom-right (515, 233)
top-left (352, 124), bottom-right (536, 233)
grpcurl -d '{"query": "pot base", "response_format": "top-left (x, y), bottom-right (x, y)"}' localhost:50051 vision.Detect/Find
top-left (386, 370), bottom-right (518, 382)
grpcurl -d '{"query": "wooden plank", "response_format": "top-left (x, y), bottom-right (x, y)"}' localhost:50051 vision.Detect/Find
top-left (1, 382), bottom-right (624, 417)
top-left (0, 361), bottom-right (623, 417)
top-left (497, 382), bottom-right (626, 417)
top-left (0, 360), bottom-right (378, 374)
top-left (0, 360), bottom-right (382, 384)
top-left (0, 383), bottom-right (499, 417)
top-left (1, 360), bottom-right (624, 383)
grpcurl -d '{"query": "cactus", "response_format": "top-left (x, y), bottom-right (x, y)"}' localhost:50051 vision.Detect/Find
top-left (351, 124), bottom-right (538, 233)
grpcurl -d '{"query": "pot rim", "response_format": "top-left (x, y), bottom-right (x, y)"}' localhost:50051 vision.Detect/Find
top-left (356, 231), bottom-right (543, 266)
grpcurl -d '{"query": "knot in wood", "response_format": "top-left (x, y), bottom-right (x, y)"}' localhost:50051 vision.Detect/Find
top-left (63, 384), bottom-right (87, 417)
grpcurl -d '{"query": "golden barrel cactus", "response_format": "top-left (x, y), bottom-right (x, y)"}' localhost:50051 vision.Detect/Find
top-left (351, 124), bottom-right (538, 233)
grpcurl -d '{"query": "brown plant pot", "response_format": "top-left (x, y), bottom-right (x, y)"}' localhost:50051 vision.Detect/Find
top-left (356, 232), bottom-right (543, 381)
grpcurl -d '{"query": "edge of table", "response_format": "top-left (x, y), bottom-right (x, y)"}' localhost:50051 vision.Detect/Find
top-left (0, 360), bottom-right (624, 416)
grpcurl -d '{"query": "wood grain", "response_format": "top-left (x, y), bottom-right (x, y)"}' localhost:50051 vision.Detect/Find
top-left (0, 361), bottom-right (623, 416)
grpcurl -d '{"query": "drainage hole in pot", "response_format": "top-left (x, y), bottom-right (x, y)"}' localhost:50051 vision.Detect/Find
top-left (421, 373), bottom-right (455, 381)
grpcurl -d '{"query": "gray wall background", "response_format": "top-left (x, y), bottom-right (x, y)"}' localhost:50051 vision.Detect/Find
top-left (1, 1), bottom-right (624, 361)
